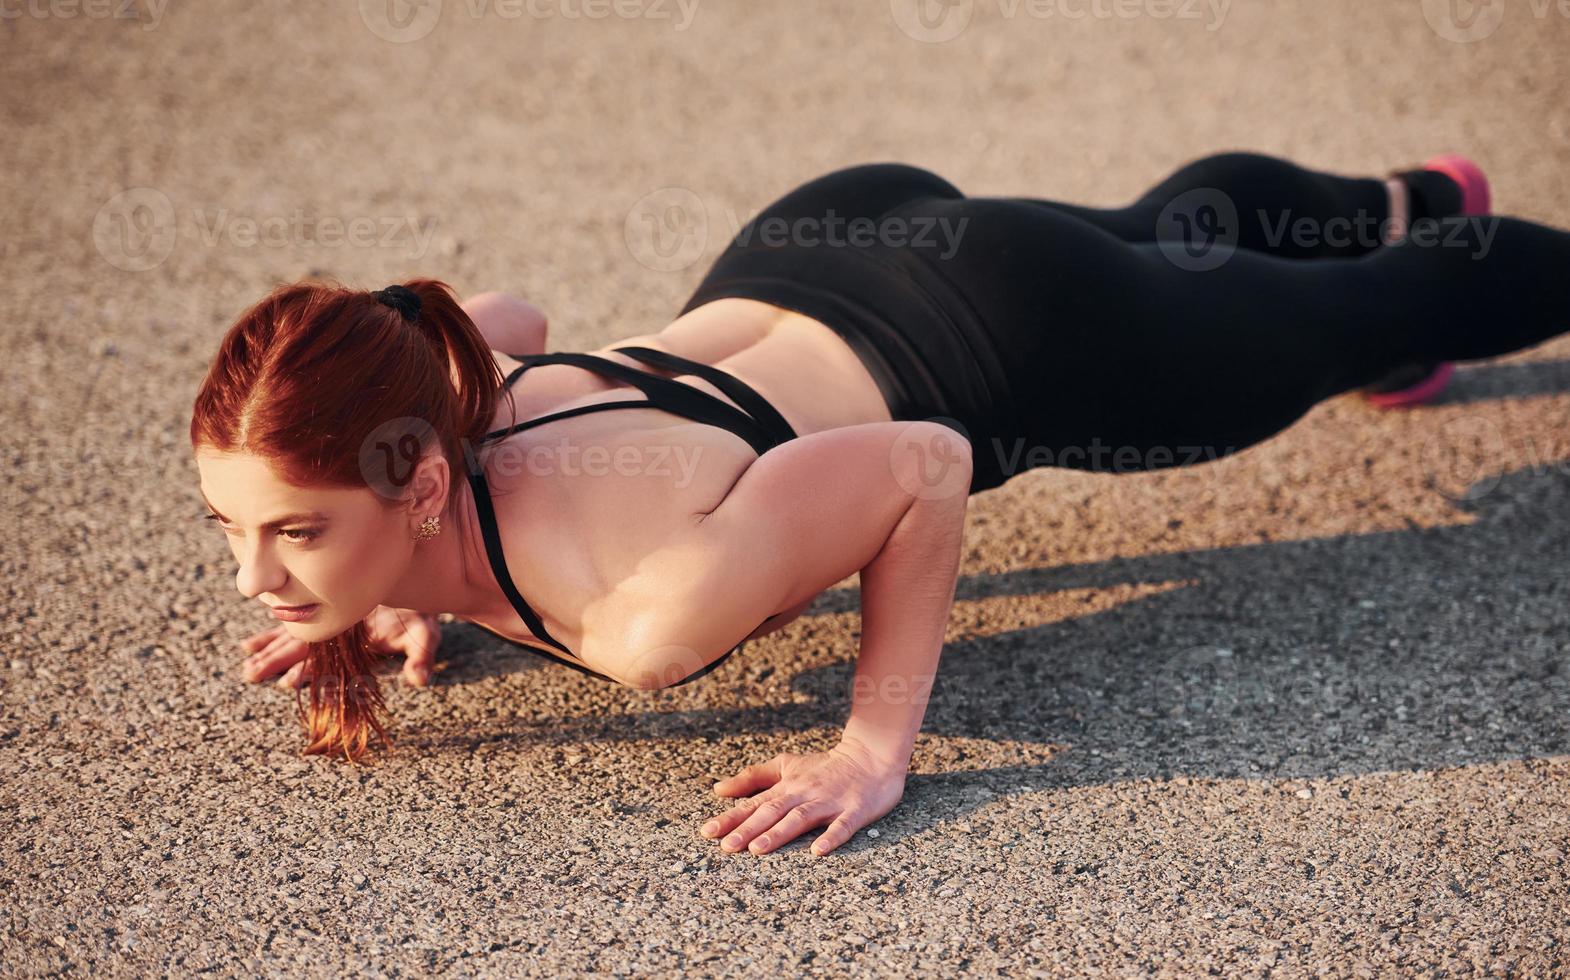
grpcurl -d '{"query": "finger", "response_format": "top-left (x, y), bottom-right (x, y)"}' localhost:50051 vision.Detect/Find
top-left (276, 659), bottom-right (308, 690)
top-left (713, 754), bottom-right (790, 798)
top-left (401, 616), bottom-right (439, 687)
top-left (715, 793), bottom-right (799, 854)
top-left (699, 785), bottom-right (787, 845)
top-left (810, 812), bottom-right (864, 857)
top-left (699, 800), bottom-right (764, 844)
top-left (745, 800), bottom-right (836, 855)
top-left (245, 635), bottom-right (304, 683)
top-left (240, 625), bottom-right (285, 654)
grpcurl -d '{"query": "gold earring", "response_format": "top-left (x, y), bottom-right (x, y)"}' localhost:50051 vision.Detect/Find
top-left (416, 515), bottom-right (442, 540)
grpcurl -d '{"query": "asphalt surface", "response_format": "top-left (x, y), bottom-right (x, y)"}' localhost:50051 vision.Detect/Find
top-left (4, 0), bottom-right (1569, 975)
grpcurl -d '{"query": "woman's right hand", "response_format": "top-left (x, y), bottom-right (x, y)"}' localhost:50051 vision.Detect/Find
top-left (239, 606), bottom-right (442, 689)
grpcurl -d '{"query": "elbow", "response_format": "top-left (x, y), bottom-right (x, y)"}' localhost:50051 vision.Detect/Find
top-left (897, 424), bottom-right (973, 505)
top-left (618, 642), bottom-right (714, 691)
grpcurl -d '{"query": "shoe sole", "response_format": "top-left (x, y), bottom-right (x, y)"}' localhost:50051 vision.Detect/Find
top-left (1361, 361), bottom-right (1457, 408)
top-left (1361, 153), bottom-right (1491, 409)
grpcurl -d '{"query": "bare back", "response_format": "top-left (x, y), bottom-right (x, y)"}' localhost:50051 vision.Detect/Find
top-left (464, 298), bottom-right (892, 666)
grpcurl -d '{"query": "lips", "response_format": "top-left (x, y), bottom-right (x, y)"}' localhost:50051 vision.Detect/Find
top-left (269, 603), bottom-right (319, 622)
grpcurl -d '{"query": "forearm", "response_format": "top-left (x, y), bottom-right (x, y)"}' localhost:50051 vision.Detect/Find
top-left (839, 485), bottom-right (968, 772)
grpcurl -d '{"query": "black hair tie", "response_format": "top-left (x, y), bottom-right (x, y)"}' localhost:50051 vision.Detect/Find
top-left (372, 284), bottom-right (422, 323)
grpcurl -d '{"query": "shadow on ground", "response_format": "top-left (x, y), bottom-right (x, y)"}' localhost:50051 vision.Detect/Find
top-left (413, 367), bottom-right (1570, 852)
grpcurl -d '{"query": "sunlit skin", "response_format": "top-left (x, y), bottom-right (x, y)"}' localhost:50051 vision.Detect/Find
top-left (212, 290), bottom-right (960, 858)
top-left (195, 448), bottom-right (500, 686)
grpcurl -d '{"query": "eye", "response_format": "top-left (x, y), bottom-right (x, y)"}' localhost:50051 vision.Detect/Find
top-left (203, 513), bottom-right (320, 544)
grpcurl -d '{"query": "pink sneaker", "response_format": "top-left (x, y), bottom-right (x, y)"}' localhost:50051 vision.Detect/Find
top-left (1423, 153), bottom-right (1492, 217)
top-left (1360, 154), bottom-right (1490, 409)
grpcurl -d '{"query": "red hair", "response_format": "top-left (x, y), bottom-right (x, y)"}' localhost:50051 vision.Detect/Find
top-left (190, 278), bottom-right (517, 764)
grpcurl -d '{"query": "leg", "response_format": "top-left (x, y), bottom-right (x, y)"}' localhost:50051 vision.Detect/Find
top-left (1010, 151), bottom-right (1460, 261)
top-left (887, 195), bottom-right (1570, 485)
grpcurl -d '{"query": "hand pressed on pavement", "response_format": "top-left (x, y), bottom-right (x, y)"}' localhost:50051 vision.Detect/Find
top-left (700, 737), bottom-right (907, 857)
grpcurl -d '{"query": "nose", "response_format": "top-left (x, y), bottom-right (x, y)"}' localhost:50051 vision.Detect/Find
top-left (234, 541), bottom-right (287, 602)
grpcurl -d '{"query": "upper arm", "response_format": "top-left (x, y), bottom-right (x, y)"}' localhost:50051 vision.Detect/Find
top-left (599, 421), bottom-right (973, 688)
top-left (463, 292), bottom-right (548, 354)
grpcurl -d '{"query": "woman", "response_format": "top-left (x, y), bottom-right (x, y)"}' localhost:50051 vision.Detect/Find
top-left (192, 151), bottom-right (1569, 858)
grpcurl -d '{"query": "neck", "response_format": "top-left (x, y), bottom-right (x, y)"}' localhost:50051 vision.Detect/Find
top-left (379, 474), bottom-right (511, 621)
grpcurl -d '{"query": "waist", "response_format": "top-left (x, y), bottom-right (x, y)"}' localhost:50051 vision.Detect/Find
top-left (680, 242), bottom-right (1015, 427)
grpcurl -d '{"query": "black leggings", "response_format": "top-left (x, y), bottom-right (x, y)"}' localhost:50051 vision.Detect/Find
top-left (681, 152), bottom-right (1570, 493)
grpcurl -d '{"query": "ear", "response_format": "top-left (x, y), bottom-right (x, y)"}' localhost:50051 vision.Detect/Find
top-left (406, 452), bottom-right (451, 525)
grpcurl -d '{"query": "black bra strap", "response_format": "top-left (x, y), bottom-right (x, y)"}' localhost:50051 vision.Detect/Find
top-left (469, 619), bottom-right (616, 683)
top-left (463, 463), bottom-right (575, 658)
top-left (610, 346), bottom-right (797, 445)
top-left (518, 352), bottom-right (779, 454)
top-left (480, 399), bottom-right (653, 445)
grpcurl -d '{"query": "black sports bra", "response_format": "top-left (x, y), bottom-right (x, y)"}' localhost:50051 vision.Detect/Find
top-left (462, 345), bottom-right (799, 687)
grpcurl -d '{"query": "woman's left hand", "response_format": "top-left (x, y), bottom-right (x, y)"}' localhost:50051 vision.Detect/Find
top-left (700, 738), bottom-right (907, 857)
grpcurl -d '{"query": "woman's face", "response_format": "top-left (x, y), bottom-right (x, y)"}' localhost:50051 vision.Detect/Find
top-left (194, 449), bottom-right (415, 642)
